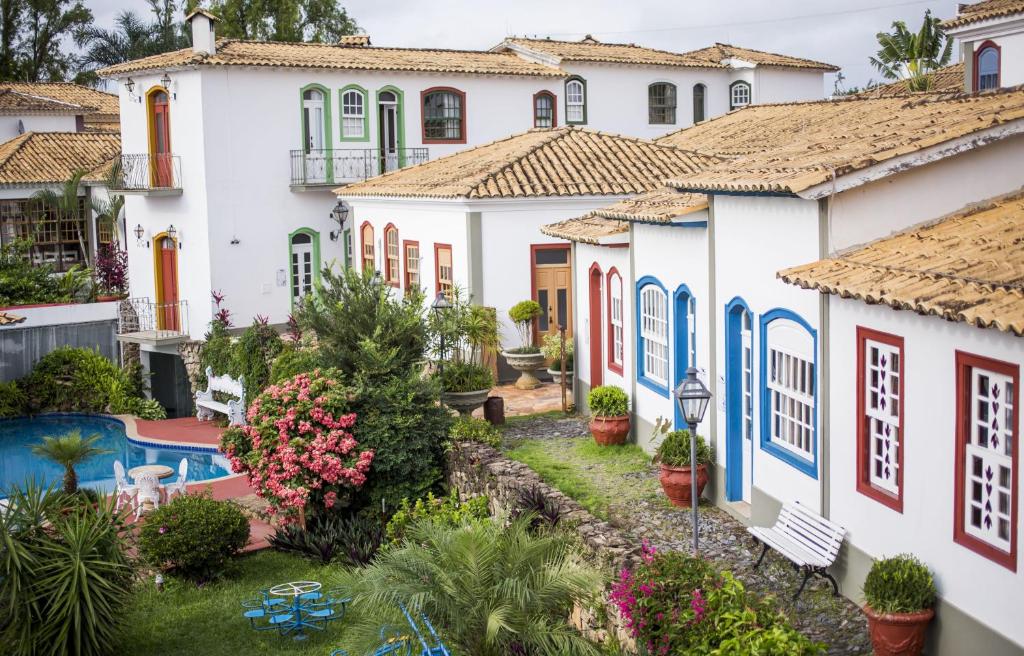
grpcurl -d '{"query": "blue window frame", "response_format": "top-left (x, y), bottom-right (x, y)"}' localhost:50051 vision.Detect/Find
top-left (636, 276), bottom-right (670, 397)
top-left (673, 284), bottom-right (696, 428)
top-left (725, 297), bottom-right (754, 501)
top-left (759, 308), bottom-right (818, 478)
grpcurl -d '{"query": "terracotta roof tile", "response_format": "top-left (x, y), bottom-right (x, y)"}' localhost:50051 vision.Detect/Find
top-left (853, 63), bottom-right (965, 97)
top-left (943, 0), bottom-right (1024, 28)
top-left (336, 127), bottom-right (721, 200)
top-left (0, 90), bottom-right (83, 114)
top-left (98, 39), bottom-right (563, 78)
top-left (540, 215), bottom-right (628, 244)
top-left (657, 86), bottom-right (1024, 195)
top-left (779, 191), bottom-right (1024, 336)
top-left (680, 43), bottom-right (838, 71)
top-left (589, 187), bottom-right (707, 223)
top-left (0, 83), bottom-right (118, 117)
top-left (0, 132), bottom-right (121, 186)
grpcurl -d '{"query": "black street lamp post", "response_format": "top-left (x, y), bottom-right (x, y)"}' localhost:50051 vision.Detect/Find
top-left (674, 366), bottom-right (713, 556)
top-left (431, 291), bottom-right (451, 398)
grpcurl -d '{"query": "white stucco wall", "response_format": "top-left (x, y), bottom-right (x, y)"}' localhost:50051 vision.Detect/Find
top-left (956, 21), bottom-right (1024, 88)
top-left (826, 299), bottom-right (1024, 647)
top-left (0, 114), bottom-right (78, 141)
top-left (753, 67), bottom-right (828, 104)
top-left (573, 241), bottom-right (631, 396)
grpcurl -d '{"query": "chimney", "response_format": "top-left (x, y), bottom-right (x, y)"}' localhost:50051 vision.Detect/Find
top-left (185, 8), bottom-right (220, 56)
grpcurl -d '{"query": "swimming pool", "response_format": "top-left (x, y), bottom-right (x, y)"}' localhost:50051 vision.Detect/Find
top-left (0, 414), bottom-right (234, 495)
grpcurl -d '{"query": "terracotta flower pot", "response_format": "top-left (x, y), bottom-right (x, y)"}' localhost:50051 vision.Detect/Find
top-left (589, 415), bottom-right (629, 446)
top-left (96, 294), bottom-right (123, 303)
top-left (863, 605), bottom-right (934, 656)
top-left (659, 463), bottom-right (708, 508)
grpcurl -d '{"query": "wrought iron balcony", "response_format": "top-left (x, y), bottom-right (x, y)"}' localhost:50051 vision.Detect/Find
top-left (109, 154), bottom-right (182, 196)
top-left (117, 297), bottom-right (190, 345)
top-left (289, 148), bottom-right (429, 189)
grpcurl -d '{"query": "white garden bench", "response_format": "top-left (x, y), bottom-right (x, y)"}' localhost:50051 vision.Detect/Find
top-left (748, 501), bottom-right (846, 599)
top-left (195, 366), bottom-right (246, 426)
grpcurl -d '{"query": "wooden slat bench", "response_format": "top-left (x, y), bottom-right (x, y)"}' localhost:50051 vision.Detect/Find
top-left (195, 366), bottom-right (246, 426)
top-left (747, 501), bottom-right (846, 599)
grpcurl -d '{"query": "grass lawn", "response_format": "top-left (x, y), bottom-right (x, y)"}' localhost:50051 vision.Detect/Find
top-left (123, 551), bottom-right (348, 656)
top-left (504, 436), bottom-right (666, 519)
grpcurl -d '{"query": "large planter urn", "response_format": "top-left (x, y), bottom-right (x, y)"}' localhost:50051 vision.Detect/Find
top-left (589, 415), bottom-right (630, 446)
top-left (658, 463), bottom-right (709, 508)
top-left (547, 367), bottom-right (574, 386)
top-left (502, 350), bottom-right (546, 390)
top-left (864, 605), bottom-right (934, 656)
top-left (442, 389), bottom-right (490, 417)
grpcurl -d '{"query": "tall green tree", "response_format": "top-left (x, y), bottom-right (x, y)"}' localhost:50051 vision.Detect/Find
top-left (186, 0), bottom-right (358, 42)
top-left (870, 9), bottom-right (952, 92)
top-left (0, 0), bottom-right (23, 79)
top-left (75, 10), bottom-right (159, 72)
top-left (17, 0), bottom-right (93, 81)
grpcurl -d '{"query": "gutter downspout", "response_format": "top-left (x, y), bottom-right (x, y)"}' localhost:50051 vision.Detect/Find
top-left (818, 195), bottom-right (831, 518)
top-left (707, 197), bottom-right (719, 476)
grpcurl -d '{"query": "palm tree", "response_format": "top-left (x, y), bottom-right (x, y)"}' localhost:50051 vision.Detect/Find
top-left (31, 430), bottom-right (109, 494)
top-left (335, 517), bottom-right (604, 656)
top-left (32, 170), bottom-right (100, 268)
top-left (870, 9), bottom-right (953, 92)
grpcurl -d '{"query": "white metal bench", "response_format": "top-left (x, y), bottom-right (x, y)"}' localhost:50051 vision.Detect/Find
top-left (748, 501), bottom-right (846, 598)
top-left (195, 366), bottom-right (246, 426)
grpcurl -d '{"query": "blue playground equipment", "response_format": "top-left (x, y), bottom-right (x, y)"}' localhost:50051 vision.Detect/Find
top-left (330, 602), bottom-right (451, 656)
top-left (241, 581), bottom-right (350, 641)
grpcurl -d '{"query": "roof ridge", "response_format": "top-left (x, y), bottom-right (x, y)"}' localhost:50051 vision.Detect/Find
top-left (224, 37), bottom-right (551, 58)
top-left (0, 131), bottom-right (34, 169)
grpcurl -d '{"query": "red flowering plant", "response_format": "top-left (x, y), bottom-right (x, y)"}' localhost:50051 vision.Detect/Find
top-left (220, 368), bottom-right (374, 524)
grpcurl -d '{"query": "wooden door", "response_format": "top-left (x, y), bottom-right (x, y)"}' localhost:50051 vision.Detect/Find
top-left (150, 91), bottom-right (172, 187)
top-left (588, 265), bottom-right (603, 387)
top-left (156, 236), bottom-right (179, 331)
top-left (532, 246), bottom-right (572, 344)
top-left (302, 89), bottom-right (327, 183)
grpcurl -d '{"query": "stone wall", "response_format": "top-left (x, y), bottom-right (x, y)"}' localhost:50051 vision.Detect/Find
top-left (447, 441), bottom-right (639, 650)
top-left (177, 339), bottom-right (204, 396)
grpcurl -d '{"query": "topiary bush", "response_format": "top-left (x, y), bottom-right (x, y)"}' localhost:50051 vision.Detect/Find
top-left (138, 492), bottom-right (250, 583)
top-left (863, 554), bottom-right (936, 614)
top-left (448, 417), bottom-right (501, 448)
top-left (385, 489), bottom-right (490, 544)
top-left (507, 299), bottom-right (543, 352)
top-left (654, 429), bottom-right (713, 468)
top-left (588, 385), bottom-right (629, 417)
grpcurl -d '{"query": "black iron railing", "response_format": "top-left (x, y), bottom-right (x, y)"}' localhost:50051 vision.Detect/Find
top-left (289, 148), bottom-right (429, 186)
top-left (109, 154), bottom-right (182, 191)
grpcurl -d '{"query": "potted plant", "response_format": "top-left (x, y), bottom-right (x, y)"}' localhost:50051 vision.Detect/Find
top-left (862, 554), bottom-right (936, 656)
top-left (440, 361), bottom-right (495, 416)
top-left (95, 242), bottom-right (128, 302)
top-left (431, 287), bottom-right (499, 415)
top-left (541, 333), bottom-right (573, 385)
top-left (502, 300), bottom-right (546, 390)
top-left (652, 424), bottom-right (711, 508)
top-left (587, 385), bottom-right (630, 445)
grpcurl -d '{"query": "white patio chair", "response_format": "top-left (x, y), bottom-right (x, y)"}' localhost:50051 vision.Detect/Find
top-left (163, 458), bottom-right (189, 501)
top-left (113, 460), bottom-right (138, 511)
top-left (134, 474), bottom-right (161, 520)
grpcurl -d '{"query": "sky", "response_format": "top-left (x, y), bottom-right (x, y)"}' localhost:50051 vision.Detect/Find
top-left (84, 0), bottom-right (963, 91)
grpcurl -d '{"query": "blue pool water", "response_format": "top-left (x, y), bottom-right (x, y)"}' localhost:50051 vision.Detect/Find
top-left (0, 415), bottom-right (233, 495)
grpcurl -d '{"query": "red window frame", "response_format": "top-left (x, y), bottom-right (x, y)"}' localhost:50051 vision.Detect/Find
top-left (420, 87), bottom-right (466, 145)
top-left (606, 267), bottom-right (623, 375)
top-left (954, 350), bottom-right (1019, 571)
top-left (383, 223), bottom-right (400, 287)
top-left (434, 243), bottom-right (453, 296)
top-left (402, 239), bottom-right (420, 293)
top-left (855, 326), bottom-right (904, 512)
top-left (973, 40), bottom-right (1001, 92)
top-left (532, 90), bottom-right (557, 128)
top-left (360, 221), bottom-right (374, 273)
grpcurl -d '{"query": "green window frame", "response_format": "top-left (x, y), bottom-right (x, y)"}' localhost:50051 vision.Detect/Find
top-left (288, 227), bottom-right (321, 307)
top-left (299, 83), bottom-right (334, 182)
top-left (565, 76), bottom-right (587, 125)
top-left (339, 84), bottom-right (369, 142)
top-left (342, 228), bottom-right (352, 269)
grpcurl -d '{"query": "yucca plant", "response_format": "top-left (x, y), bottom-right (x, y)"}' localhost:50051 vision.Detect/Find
top-left (31, 429), bottom-right (110, 494)
top-left (335, 516), bottom-right (604, 656)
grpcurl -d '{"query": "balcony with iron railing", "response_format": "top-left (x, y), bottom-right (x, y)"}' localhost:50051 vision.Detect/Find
top-left (289, 148), bottom-right (429, 190)
top-left (108, 154), bottom-right (182, 196)
top-left (117, 297), bottom-right (190, 346)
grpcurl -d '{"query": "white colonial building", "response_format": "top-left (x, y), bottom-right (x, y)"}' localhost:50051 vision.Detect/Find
top-left (944, 0), bottom-right (1024, 91)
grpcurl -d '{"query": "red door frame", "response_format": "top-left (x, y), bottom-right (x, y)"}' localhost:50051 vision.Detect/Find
top-left (588, 263), bottom-right (603, 388)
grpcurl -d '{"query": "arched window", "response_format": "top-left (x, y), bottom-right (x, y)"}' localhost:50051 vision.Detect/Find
top-left (648, 82), bottom-right (677, 124)
top-left (975, 41), bottom-right (1001, 91)
top-left (147, 88), bottom-right (172, 187)
top-left (302, 88), bottom-right (325, 152)
top-left (693, 83), bottom-right (706, 123)
top-left (340, 86), bottom-right (367, 140)
top-left (729, 81), bottom-right (751, 110)
top-left (361, 221), bottom-right (375, 272)
top-left (289, 229), bottom-right (320, 302)
top-left (637, 277), bottom-right (669, 395)
top-left (421, 88), bottom-right (465, 143)
top-left (565, 77), bottom-right (586, 124)
top-left (534, 91), bottom-right (556, 128)
top-left (607, 268), bottom-right (623, 374)
top-left (384, 223), bottom-right (399, 286)
top-left (760, 309), bottom-right (817, 477)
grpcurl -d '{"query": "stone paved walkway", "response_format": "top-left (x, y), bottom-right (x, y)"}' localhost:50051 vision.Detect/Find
top-left (502, 415), bottom-right (871, 655)
top-left (473, 381), bottom-right (569, 418)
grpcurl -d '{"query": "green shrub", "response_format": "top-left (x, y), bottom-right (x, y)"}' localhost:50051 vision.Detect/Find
top-left (588, 385), bottom-right (629, 417)
top-left (0, 482), bottom-right (135, 656)
top-left (654, 429), bottom-right (712, 468)
top-left (439, 360), bottom-right (494, 393)
top-left (197, 318), bottom-right (233, 388)
top-left (269, 511), bottom-right (384, 566)
top-left (385, 490), bottom-right (490, 544)
top-left (541, 332), bottom-right (574, 369)
top-left (508, 299), bottom-right (543, 350)
top-left (0, 239), bottom-right (65, 306)
top-left (116, 396), bottom-right (167, 420)
top-left (230, 318), bottom-right (284, 395)
top-left (0, 380), bottom-right (27, 417)
top-left (269, 346), bottom-right (323, 383)
top-left (138, 492), bottom-right (250, 583)
top-left (863, 554), bottom-right (936, 613)
top-left (448, 417), bottom-right (501, 448)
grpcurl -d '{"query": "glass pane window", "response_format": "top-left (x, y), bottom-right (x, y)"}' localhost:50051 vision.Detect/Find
top-left (0, 198), bottom-right (87, 272)
top-left (610, 272), bottom-right (623, 367)
top-left (648, 83), bottom-right (677, 124)
top-left (864, 339), bottom-right (901, 495)
top-left (964, 366), bottom-right (1015, 552)
top-left (423, 91), bottom-right (463, 141)
top-left (693, 83), bottom-right (706, 123)
top-left (534, 92), bottom-right (554, 128)
top-left (767, 345), bottom-right (815, 459)
top-left (742, 311), bottom-right (753, 440)
top-left (566, 79), bottom-right (585, 124)
top-left (342, 89), bottom-right (365, 138)
top-left (361, 225), bottom-right (374, 272)
top-left (384, 227), bottom-right (399, 284)
top-left (640, 284), bottom-right (668, 386)
top-left (730, 82), bottom-right (751, 109)
top-left (436, 245), bottom-right (453, 298)
top-left (290, 232), bottom-right (315, 299)
top-left (977, 46), bottom-right (1000, 91)
top-left (405, 242), bottom-right (419, 291)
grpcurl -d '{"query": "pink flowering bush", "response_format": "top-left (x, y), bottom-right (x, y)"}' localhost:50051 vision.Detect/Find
top-left (220, 368), bottom-right (374, 522)
top-left (609, 542), bottom-right (822, 655)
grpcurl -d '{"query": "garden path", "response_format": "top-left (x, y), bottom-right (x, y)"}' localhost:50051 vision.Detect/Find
top-left (502, 415), bottom-right (871, 655)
